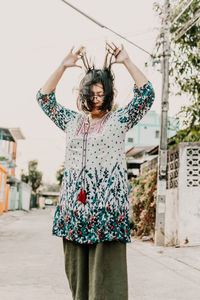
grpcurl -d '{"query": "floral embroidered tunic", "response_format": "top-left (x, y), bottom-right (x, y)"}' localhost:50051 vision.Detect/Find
top-left (36, 81), bottom-right (155, 244)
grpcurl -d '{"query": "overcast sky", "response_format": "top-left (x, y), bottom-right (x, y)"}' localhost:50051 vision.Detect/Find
top-left (1, 0), bottom-right (189, 184)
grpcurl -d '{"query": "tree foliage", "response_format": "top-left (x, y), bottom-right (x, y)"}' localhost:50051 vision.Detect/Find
top-left (41, 183), bottom-right (60, 192)
top-left (153, 0), bottom-right (200, 128)
top-left (21, 160), bottom-right (43, 193)
top-left (170, 0), bottom-right (200, 98)
top-left (56, 163), bottom-right (64, 186)
top-left (129, 168), bottom-right (157, 238)
top-left (168, 124), bottom-right (200, 148)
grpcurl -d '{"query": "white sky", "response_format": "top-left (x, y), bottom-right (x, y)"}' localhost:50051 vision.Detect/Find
top-left (1, 0), bottom-right (189, 184)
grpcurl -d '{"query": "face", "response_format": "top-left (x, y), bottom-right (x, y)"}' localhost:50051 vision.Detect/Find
top-left (90, 83), bottom-right (105, 112)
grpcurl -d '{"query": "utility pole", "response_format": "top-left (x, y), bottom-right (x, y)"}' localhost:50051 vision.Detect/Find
top-left (155, 0), bottom-right (198, 246)
top-left (155, 0), bottom-right (170, 246)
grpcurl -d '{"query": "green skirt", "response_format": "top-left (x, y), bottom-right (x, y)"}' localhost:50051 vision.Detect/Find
top-left (62, 239), bottom-right (128, 300)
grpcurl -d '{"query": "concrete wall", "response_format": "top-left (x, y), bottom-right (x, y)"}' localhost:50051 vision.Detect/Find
top-left (178, 143), bottom-right (200, 245)
top-left (165, 142), bottom-right (200, 246)
top-left (165, 188), bottom-right (179, 246)
top-left (18, 182), bottom-right (31, 211)
top-left (8, 186), bottom-right (18, 210)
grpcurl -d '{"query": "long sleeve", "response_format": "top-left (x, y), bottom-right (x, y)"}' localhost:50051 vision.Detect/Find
top-left (36, 89), bottom-right (79, 132)
top-left (113, 81), bottom-right (155, 132)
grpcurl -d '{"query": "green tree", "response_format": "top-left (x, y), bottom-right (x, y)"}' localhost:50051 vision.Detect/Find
top-left (21, 160), bottom-right (43, 193)
top-left (168, 124), bottom-right (200, 148)
top-left (130, 168), bottom-right (157, 238)
top-left (56, 163), bottom-right (64, 186)
top-left (152, 0), bottom-right (200, 128)
top-left (41, 183), bottom-right (60, 192)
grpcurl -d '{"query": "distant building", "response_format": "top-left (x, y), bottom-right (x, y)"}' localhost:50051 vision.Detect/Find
top-left (126, 145), bottom-right (158, 179)
top-left (0, 127), bottom-right (25, 181)
top-left (0, 127), bottom-right (29, 214)
top-left (125, 110), bottom-right (179, 152)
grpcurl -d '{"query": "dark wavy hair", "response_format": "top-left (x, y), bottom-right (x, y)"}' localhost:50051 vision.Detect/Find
top-left (77, 68), bottom-right (115, 113)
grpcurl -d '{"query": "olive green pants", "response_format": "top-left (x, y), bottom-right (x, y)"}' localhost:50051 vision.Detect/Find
top-left (62, 239), bottom-right (128, 300)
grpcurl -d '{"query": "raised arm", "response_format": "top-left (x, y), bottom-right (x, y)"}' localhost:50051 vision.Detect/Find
top-left (107, 42), bottom-right (155, 131)
top-left (40, 46), bottom-right (84, 94)
top-left (37, 46), bottom-right (84, 131)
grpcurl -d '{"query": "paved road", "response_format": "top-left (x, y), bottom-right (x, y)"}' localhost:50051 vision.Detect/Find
top-left (0, 207), bottom-right (200, 300)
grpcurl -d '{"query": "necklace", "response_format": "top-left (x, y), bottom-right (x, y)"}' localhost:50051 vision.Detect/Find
top-left (77, 111), bottom-right (110, 204)
top-left (78, 119), bottom-right (90, 204)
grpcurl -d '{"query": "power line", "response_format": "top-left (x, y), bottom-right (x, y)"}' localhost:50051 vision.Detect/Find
top-left (173, 8), bottom-right (200, 41)
top-left (171, 0), bottom-right (195, 25)
top-left (60, 0), bottom-right (152, 57)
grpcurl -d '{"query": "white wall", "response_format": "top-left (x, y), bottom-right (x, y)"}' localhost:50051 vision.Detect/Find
top-left (165, 188), bottom-right (179, 246)
top-left (165, 142), bottom-right (200, 246)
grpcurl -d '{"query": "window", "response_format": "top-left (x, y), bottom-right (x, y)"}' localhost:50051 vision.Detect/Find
top-left (155, 130), bottom-right (159, 138)
top-left (128, 137), bottom-right (134, 143)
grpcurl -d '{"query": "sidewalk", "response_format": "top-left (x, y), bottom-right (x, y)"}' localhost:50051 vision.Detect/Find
top-left (0, 207), bottom-right (200, 300)
top-left (128, 238), bottom-right (200, 299)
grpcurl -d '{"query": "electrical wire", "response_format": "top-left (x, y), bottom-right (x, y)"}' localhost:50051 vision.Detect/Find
top-left (60, 0), bottom-right (152, 57)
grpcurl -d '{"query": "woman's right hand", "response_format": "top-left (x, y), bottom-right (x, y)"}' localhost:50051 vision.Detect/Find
top-left (60, 46), bottom-right (85, 70)
top-left (40, 46), bottom-right (85, 94)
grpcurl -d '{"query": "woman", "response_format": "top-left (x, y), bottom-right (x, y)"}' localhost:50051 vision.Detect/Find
top-left (36, 42), bottom-right (155, 300)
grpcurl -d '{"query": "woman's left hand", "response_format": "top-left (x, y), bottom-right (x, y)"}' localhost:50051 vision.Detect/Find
top-left (106, 42), bottom-right (130, 65)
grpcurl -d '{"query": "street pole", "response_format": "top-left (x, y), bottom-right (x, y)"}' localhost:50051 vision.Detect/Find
top-left (155, 0), bottom-right (170, 246)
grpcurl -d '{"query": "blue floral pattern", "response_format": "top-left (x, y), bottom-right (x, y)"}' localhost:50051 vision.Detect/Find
top-left (113, 81), bottom-right (155, 131)
top-left (36, 89), bottom-right (78, 131)
top-left (52, 164), bottom-right (130, 243)
top-left (36, 81), bottom-right (155, 244)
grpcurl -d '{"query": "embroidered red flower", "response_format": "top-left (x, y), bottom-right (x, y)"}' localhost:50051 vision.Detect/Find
top-left (106, 205), bottom-right (110, 211)
top-left (74, 210), bottom-right (77, 216)
top-left (91, 216), bottom-right (95, 221)
top-left (111, 225), bottom-right (114, 230)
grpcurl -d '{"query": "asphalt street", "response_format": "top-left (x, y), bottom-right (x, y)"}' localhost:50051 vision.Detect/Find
top-left (0, 207), bottom-right (200, 300)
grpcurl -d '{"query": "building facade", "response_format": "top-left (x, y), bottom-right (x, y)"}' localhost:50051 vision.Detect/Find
top-left (0, 127), bottom-right (25, 178)
top-left (0, 127), bottom-right (31, 214)
top-left (125, 110), bottom-right (179, 151)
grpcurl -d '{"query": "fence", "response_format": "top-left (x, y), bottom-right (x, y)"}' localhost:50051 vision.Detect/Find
top-left (0, 166), bottom-right (9, 215)
top-left (0, 165), bottom-right (32, 214)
